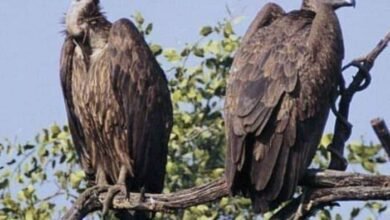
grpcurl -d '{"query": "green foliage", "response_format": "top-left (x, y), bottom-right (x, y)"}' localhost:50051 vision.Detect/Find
top-left (0, 125), bottom-right (85, 219)
top-left (0, 12), bottom-right (387, 220)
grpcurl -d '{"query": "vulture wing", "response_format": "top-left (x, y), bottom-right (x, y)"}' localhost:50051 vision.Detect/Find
top-left (60, 37), bottom-right (94, 181)
top-left (104, 19), bottom-right (173, 192)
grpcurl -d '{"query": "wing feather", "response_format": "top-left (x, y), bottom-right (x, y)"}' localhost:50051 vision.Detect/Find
top-left (106, 19), bottom-right (172, 192)
top-left (60, 37), bottom-right (94, 180)
top-left (225, 3), bottom-right (286, 189)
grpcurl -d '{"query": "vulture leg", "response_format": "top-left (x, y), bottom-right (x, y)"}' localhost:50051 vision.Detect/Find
top-left (102, 166), bottom-right (130, 216)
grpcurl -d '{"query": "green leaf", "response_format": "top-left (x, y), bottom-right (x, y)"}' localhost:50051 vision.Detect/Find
top-left (0, 178), bottom-right (9, 190)
top-left (223, 22), bottom-right (234, 37)
top-left (351, 207), bottom-right (360, 217)
top-left (50, 124), bottom-right (61, 138)
top-left (362, 160), bottom-right (375, 173)
top-left (133, 11), bottom-right (144, 25)
top-left (193, 47), bottom-right (204, 57)
top-left (172, 90), bottom-right (182, 102)
top-left (150, 44), bottom-right (163, 56)
top-left (23, 144), bottom-right (35, 150)
top-left (70, 170), bottom-right (85, 188)
top-left (163, 49), bottom-right (181, 62)
top-left (200, 26), bottom-right (213, 36)
top-left (25, 209), bottom-right (34, 220)
top-left (321, 133), bottom-right (333, 147)
top-left (181, 48), bottom-right (191, 57)
top-left (145, 23), bottom-right (153, 35)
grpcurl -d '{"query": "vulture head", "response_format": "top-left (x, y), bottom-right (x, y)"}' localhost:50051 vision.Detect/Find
top-left (302, 0), bottom-right (356, 11)
top-left (65, 0), bottom-right (101, 37)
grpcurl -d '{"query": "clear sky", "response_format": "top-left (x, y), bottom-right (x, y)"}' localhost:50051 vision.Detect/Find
top-left (0, 0), bottom-right (389, 145)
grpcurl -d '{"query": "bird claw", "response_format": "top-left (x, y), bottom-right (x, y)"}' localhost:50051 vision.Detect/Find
top-left (139, 187), bottom-right (146, 203)
top-left (102, 184), bottom-right (129, 218)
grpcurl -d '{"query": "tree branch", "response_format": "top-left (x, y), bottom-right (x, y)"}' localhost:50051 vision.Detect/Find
top-left (62, 179), bottom-right (229, 220)
top-left (328, 31), bottom-right (390, 170)
top-left (62, 170), bottom-right (390, 220)
top-left (272, 169), bottom-right (390, 220)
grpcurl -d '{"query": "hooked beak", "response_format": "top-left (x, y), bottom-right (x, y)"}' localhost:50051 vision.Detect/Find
top-left (347, 0), bottom-right (356, 7)
top-left (333, 0), bottom-right (356, 9)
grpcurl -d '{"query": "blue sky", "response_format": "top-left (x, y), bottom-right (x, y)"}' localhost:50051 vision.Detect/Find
top-left (0, 0), bottom-right (389, 144)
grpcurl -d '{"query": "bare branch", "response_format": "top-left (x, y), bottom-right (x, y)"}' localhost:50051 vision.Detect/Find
top-left (328, 32), bottom-right (390, 170)
top-left (272, 169), bottom-right (390, 220)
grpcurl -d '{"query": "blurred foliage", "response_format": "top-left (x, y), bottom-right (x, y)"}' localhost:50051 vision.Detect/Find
top-left (0, 12), bottom-right (388, 220)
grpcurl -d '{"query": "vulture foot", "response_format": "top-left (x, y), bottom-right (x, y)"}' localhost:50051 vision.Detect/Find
top-left (101, 166), bottom-right (130, 218)
top-left (139, 187), bottom-right (146, 203)
top-left (102, 183), bottom-right (128, 217)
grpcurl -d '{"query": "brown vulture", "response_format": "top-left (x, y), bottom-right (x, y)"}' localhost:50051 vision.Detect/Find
top-left (60, 0), bottom-right (172, 217)
top-left (224, 0), bottom-right (355, 213)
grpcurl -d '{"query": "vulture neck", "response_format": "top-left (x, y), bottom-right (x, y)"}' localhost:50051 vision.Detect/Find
top-left (306, 4), bottom-right (342, 54)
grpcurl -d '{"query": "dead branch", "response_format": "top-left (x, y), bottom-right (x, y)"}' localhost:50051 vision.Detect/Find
top-left (272, 170), bottom-right (390, 220)
top-left (328, 31), bottom-right (390, 170)
top-left (371, 118), bottom-right (390, 157)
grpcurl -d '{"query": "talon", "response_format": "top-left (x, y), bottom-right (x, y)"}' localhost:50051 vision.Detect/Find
top-left (102, 184), bottom-right (128, 217)
top-left (139, 187), bottom-right (146, 203)
top-left (101, 165), bottom-right (131, 217)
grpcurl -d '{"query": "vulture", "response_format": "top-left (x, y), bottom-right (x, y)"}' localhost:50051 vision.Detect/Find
top-left (60, 0), bottom-right (172, 217)
top-left (224, 0), bottom-right (355, 213)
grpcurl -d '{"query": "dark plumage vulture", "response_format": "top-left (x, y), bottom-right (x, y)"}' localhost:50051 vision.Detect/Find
top-left (60, 0), bottom-right (172, 216)
top-left (225, 0), bottom-right (355, 213)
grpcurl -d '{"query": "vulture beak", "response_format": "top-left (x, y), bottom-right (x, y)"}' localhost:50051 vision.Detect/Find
top-left (341, 0), bottom-right (356, 8)
top-left (332, 0), bottom-right (356, 9)
top-left (347, 0), bottom-right (356, 7)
